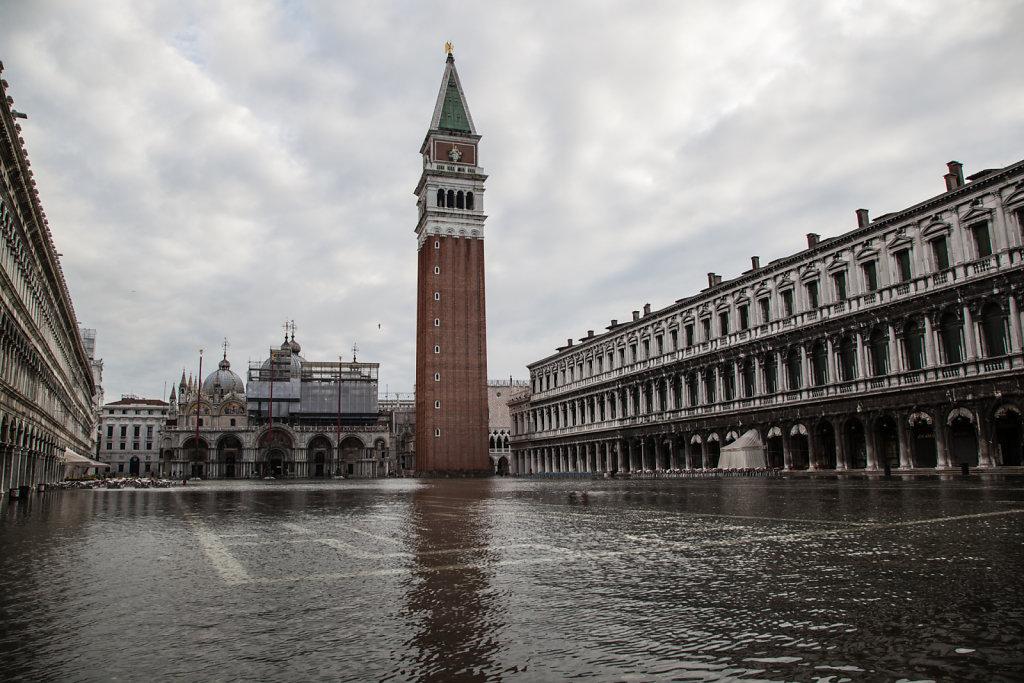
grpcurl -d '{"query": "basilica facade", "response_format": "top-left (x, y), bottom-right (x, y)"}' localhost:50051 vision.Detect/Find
top-left (159, 334), bottom-right (395, 479)
top-left (509, 159), bottom-right (1024, 474)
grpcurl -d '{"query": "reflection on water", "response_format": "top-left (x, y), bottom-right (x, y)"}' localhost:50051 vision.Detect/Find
top-left (398, 480), bottom-right (504, 681)
top-left (1, 476), bottom-right (1022, 682)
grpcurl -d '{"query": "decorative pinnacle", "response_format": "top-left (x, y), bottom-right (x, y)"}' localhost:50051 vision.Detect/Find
top-left (445, 41), bottom-right (454, 56)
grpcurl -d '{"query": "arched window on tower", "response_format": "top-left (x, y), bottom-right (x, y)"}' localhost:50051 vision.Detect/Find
top-left (447, 190), bottom-right (455, 208)
top-left (436, 189), bottom-right (445, 207)
top-left (466, 192), bottom-right (474, 210)
top-left (456, 191), bottom-right (464, 209)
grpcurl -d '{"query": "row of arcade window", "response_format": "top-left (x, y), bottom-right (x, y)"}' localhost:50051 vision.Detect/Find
top-left (530, 304), bottom-right (1011, 424)
top-left (436, 189), bottom-right (475, 210)
top-left (537, 221), bottom-right (1001, 392)
top-left (536, 292), bottom-right (1012, 393)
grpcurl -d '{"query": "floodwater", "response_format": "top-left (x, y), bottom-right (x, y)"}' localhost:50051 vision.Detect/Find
top-left (1, 475), bottom-right (1022, 682)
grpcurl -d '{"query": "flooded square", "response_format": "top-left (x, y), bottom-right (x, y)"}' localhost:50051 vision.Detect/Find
top-left (2, 475), bottom-right (1022, 682)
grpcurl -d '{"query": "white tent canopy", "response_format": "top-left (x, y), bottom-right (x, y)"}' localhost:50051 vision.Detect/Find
top-left (717, 429), bottom-right (767, 469)
top-left (61, 448), bottom-right (108, 477)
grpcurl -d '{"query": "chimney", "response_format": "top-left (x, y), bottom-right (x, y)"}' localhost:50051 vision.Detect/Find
top-left (750, 256), bottom-right (760, 270)
top-left (806, 233), bottom-right (820, 249)
top-left (856, 208), bottom-right (870, 228)
top-left (632, 310), bottom-right (640, 322)
top-left (708, 272), bottom-right (717, 288)
top-left (944, 160), bottom-right (964, 191)
top-left (566, 338), bottom-right (573, 347)
top-left (610, 319), bottom-right (618, 327)
top-left (587, 330), bottom-right (594, 338)
top-left (643, 303), bottom-right (651, 316)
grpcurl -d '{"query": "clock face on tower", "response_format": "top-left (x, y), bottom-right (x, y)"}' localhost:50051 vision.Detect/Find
top-left (432, 140), bottom-right (476, 166)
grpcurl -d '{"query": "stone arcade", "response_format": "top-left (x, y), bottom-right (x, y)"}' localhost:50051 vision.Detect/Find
top-left (509, 160), bottom-right (1024, 474)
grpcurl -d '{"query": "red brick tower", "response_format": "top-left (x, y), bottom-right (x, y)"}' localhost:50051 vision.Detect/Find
top-left (413, 51), bottom-right (490, 475)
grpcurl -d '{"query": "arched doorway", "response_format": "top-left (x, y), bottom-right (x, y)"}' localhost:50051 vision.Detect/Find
top-left (789, 428), bottom-right (809, 470)
top-left (949, 413), bottom-right (979, 467)
top-left (994, 406), bottom-right (1023, 466)
top-left (496, 456), bottom-right (510, 475)
top-left (339, 436), bottom-right (364, 476)
top-left (766, 427), bottom-right (784, 469)
top-left (308, 436), bottom-right (332, 478)
top-left (218, 435), bottom-right (243, 478)
top-left (815, 421), bottom-right (837, 469)
top-left (258, 430), bottom-right (293, 478)
top-left (689, 436), bottom-right (704, 469)
top-left (909, 413), bottom-right (937, 468)
top-left (874, 416), bottom-right (900, 468)
top-left (845, 419), bottom-right (866, 468)
top-left (182, 437), bottom-right (209, 479)
top-left (706, 434), bottom-right (721, 469)
top-left (129, 456), bottom-right (140, 476)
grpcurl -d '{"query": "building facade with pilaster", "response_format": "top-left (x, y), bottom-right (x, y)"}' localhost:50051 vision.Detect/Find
top-left (1, 64), bottom-right (96, 497)
top-left (509, 159), bottom-right (1024, 474)
top-left (98, 396), bottom-right (168, 476)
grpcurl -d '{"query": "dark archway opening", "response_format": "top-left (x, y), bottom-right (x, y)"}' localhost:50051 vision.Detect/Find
top-left (949, 417), bottom-right (979, 467)
top-left (767, 435), bottom-right (784, 469)
top-left (845, 419), bottom-right (866, 468)
top-left (815, 421), bottom-right (837, 469)
top-left (790, 433), bottom-right (809, 469)
top-left (874, 416), bottom-right (900, 467)
top-left (911, 419), bottom-right (937, 468)
top-left (995, 411), bottom-right (1023, 466)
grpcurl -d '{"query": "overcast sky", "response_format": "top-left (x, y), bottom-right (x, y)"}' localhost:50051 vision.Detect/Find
top-left (2, 0), bottom-right (1022, 403)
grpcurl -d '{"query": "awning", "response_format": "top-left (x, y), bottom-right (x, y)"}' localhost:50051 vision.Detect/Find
top-left (62, 448), bottom-right (108, 469)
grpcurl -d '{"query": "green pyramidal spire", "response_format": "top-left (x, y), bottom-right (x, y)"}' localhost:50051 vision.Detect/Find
top-left (440, 75), bottom-right (471, 132)
top-left (430, 53), bottom-right (476, 134)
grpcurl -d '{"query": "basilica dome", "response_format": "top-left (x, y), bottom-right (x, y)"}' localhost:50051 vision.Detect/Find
top-left (202, 357), bottom-right (246, 396)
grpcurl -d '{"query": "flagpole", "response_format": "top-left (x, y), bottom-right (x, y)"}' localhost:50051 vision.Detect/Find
top-left (194, 348), bottom-right (203, 475)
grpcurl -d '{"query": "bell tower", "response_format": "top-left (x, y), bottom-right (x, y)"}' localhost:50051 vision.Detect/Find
top-left (413, 49), bottom-right (490, 475)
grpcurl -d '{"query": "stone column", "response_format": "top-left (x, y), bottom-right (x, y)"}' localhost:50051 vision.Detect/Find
top-left (935, 419), bottom-right (952, 468)
top-left (753, 356), bottom-right (763, 396)
top-left (668, 438), bottom-right (678, 470)
top-left (976, 413), bottom-right (996, 467)
top-left (807, 428), bottom-right (818, 470)
top-left (827, 336), bottom-right (838, 386)
top-left (963, 304), bottom-right (978, 361)
top-left (923, 314), bottom-right (938, 367)
top-left (855, 330), bottom-right (867, 380)
top-left (1009, 293), bottom-right (1023, 353)
top-left (781, 429), bottom-right (793, 469)
top-left (887, 323), bottom-right (900, 374)
top-left (834, 423), bottom-right (848, 470)
top-left (617, 439), bottom-right (626, 472)
top-left (896, 416), bottom-right (912, 469)
top-left (864, 417), bottom-right (879, 469)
